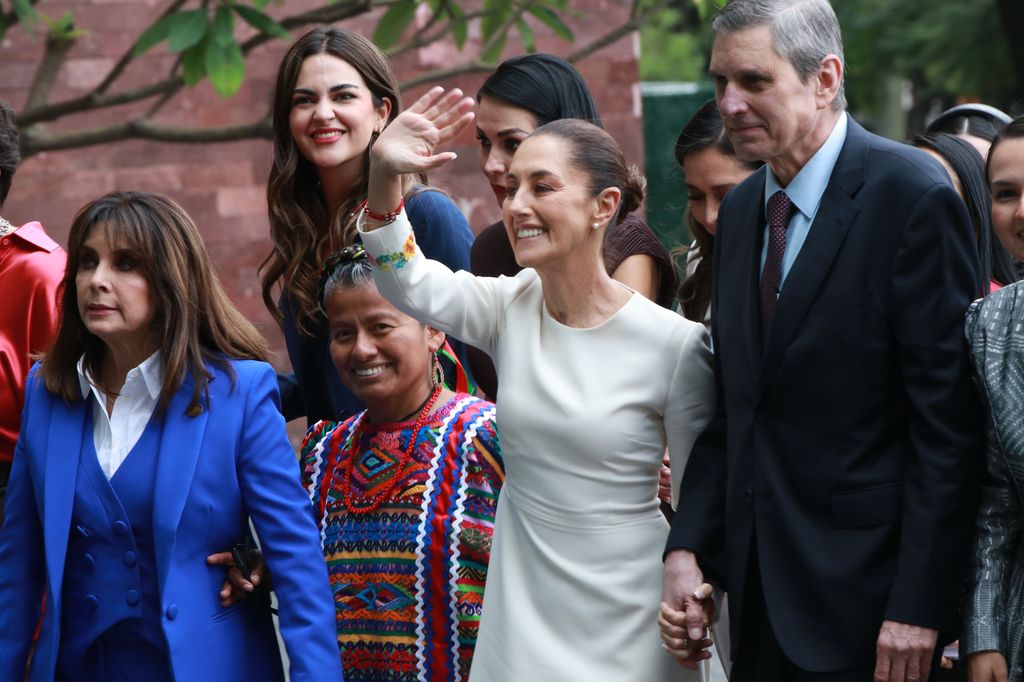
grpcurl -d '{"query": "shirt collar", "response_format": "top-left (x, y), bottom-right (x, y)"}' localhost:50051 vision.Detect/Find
top-left (77, 352), bottom-right (163, 400)
top-left (11, 221), bottom-right (61, 253)
top-left (764, 112), bottom-right (848, 220)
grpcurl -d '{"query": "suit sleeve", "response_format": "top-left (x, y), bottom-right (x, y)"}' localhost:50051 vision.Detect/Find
top-left (0, 372), bottom-right (47, 680)
top-left (883, 182), bottom-right (983, 630)
top-left (665, 197), bottom-right (731, 585)
top-left (235, 365), bottom-right (343, 682)
top-left (360, 210), bottom-right (529, 357)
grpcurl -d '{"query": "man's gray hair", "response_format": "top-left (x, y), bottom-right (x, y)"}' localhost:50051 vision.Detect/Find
top-left (712, 0), bottom-right (846, 111)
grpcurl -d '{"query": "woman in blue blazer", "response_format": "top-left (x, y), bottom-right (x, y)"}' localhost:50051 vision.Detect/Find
top-left (0, 191), bottom-right (343, 682)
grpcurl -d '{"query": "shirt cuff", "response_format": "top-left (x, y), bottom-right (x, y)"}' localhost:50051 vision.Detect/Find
top-left (357, 208), bottom-right (421, 272)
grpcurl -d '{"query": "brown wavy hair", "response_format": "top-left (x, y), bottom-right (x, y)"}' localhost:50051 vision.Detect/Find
top-left (40, 191), bottom-right (269, 417)
top-left (674, 99), bottom-right (761, 322)
top-left (262, 27), bottom-right (421, 336)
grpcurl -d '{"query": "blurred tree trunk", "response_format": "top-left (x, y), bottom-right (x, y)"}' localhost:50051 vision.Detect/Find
top-left (996, 0), bottom-right (1024, 98)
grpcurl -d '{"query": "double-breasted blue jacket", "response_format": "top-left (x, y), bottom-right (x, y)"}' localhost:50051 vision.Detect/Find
top-left (0, 359), bottom-right (343, 682)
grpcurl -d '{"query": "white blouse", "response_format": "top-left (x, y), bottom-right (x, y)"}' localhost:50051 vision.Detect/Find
top-left (76, 352), bottom-right (162, 479)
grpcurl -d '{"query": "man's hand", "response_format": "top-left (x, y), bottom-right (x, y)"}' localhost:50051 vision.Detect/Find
top-left (207, 551), bottom-right (267, 608)
top-left (659, 548), bottom-right (715, 669)
top-left (966, 650), bottom-right (1009, 682)
top-left (874, 620), bottom-right (938, 682)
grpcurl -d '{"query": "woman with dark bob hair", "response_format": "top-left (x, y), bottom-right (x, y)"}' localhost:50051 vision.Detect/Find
top-left (0, 192), bottom-right (342, 682)
top-left (263, 27), bottom-right (473, 424)
top-left (358, 88), bottom-right (715, 681)
top-left (469, 53), bottom-right (676, 398)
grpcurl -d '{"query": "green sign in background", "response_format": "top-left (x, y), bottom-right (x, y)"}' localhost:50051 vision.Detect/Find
top-left (641, 82), bottom-right (715, 268)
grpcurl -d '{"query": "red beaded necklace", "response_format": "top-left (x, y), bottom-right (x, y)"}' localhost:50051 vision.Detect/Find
top-left (319, 383), bottom-right (443, 517)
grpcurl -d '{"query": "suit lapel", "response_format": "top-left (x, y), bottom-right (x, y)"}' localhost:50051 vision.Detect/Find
top-left (43, 395), bottom-right (88, 601)
top-left (758, 119), bottom-right (869, 391)
top-left (153, 373), bottom-right (210, 591)
top-left (719, 170), bottom-right (766, 380)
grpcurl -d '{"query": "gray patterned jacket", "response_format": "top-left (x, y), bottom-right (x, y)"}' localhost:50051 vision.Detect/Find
top-left (964, 283), bottom-right (1024, 678)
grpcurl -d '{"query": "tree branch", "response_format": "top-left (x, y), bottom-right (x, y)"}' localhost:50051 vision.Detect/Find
top-left (93, 0), bottom-right (189, 96)
top-left (399, 60), bottom-right (496, 90)
top-left (17, 0), bottom-right (375, 127)
top-left (20, 114), bottom-right (273, 157)
top-left (568, 0), bottom-right (671, 62)
top-left (24, 32), bottom-right (77, 112)
top-left (387, 9), bottom-right (488, 58)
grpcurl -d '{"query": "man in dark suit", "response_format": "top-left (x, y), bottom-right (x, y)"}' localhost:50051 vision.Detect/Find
top-left (658, 1), bottom-right (983, 680)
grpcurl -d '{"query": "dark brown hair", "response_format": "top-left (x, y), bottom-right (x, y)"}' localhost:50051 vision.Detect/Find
top-left (262, 27), bottom-right (416, 336)
top-left (40, 191), bottom-right (269, 416)
top-left (673, 100), bottom-right (761, 322)
top-left (0, 99), bottom-right (20, 207)
top-left (530, 118), bottom-right (646, 223)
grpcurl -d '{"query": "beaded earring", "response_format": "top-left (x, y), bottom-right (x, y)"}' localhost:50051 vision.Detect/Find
top-left (432, 351), bottom-right (444, 388)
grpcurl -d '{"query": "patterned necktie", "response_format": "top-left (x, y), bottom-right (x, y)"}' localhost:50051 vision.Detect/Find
top-left (760, 191), bottom-right (796, 345)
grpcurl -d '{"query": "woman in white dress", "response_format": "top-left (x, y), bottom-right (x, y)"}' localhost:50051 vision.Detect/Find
top-left (358, 87), bottom-right (716, 681)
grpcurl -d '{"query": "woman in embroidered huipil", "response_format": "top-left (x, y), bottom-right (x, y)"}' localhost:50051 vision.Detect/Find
top-left (300, 248), bottom-right (503, 681)
top-left (0, 192), bottom-right (341, 682)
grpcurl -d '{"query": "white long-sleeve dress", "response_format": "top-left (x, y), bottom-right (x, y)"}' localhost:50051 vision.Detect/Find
top-left (361, 214), bottom-right (716, 681)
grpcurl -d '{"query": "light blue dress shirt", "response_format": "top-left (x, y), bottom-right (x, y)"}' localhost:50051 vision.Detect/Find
top-left (760, 113), bottom-right (849, 287)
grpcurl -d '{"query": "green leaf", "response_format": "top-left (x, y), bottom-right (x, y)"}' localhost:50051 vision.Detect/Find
top-left (481, 0), bottom-right (511, 40)
top-left (526, 5), bottom-right (573, 42)
top-left (212, 5), bottom-right (234, 46)
top-left (516, 15), bottom-right (535, 53)
top-left (166, 9), bottom-right (209, 53)
top-left (181, 38), bottom-right (207, 85)
top-left (132, 13), bottom-right (177, 56)
top-left (233, 4), bottom-right (289, 39)
top-left (447, 2), bottom-right (467, 50)
top-left (12, 0), bottom-right (37, 31)
top-left (481, 31), bottom-right (506, 64)
top-left (251, 0), bottom-right (270, 9)
top-left (205, 37), bottom-right (245, 96)
top-left (373, 0), bottom-right (418, 50)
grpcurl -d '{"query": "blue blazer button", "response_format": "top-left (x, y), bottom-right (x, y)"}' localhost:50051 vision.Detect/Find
top-left (113, 520), bottom-right (129, 537)
top-left (166, 604), bottom-right (178, 620)
top-left (123, 550), bottom-right (138, 567)
top-left (85, 594), bottom-right (99, 611)
top-left (126, 589), bottom-right (140, 606)
top-left (83, 553), bottom-right (95, 570)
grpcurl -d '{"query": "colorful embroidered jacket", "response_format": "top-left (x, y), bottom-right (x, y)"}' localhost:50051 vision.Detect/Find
top-left (301, 393), bottom-right (503, 682)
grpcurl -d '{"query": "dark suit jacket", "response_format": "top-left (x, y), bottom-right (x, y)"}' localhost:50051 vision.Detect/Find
top-left (667, 117), bottom-right (983, 672)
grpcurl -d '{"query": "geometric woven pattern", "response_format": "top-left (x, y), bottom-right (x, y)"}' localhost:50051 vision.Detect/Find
top-left (963, 285), bottom-right (1024, 680)
top-left (302, 395), bottom-right (503, 682)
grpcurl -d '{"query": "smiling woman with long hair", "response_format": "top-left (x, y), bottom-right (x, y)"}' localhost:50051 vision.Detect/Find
top-left (262, 27), bottom-right (474, 425)
top-left (0, 191), bottom-right (341, 682)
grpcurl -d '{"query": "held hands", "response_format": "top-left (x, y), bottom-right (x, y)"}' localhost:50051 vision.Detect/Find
top-left (206, 550), bottom-right (268, 608)
top-left (658, 452), bottom-right (672, 505)
top-left (966, 650), bottom-right (1009, 682)
top-left (370, 86), bottom-right (475, 177)
top-left (659, 549), bottom-right (716, 670)
top-left (874, 620), bottom-right (939, 682)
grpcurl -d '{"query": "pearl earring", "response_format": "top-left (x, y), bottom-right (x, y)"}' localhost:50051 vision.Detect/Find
top-left (592, 222), bottom-right (600, 230)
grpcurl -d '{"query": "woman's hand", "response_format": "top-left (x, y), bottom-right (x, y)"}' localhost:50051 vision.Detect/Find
top-left (967, 650), bottom-right (1009, 682)
top-left (207, 550), bottom-right (268, 608)
top-left (370, 86), bottom-right (475, 177)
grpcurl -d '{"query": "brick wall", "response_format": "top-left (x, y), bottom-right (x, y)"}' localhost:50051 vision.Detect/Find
top-left (0, 0), bottom-right (644, 375)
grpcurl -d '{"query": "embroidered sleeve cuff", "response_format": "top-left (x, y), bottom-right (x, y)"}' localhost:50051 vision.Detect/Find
top-left (357, 208), bottom-right (421, 272)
